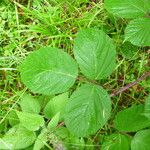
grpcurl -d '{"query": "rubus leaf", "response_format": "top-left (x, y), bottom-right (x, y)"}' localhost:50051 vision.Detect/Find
top-left (104, 0), bottom-right (150, 18)
top-left (131, 129), bottom-right (150, 150)
top-left (20, 47), bottom-right (78, 95)
top-left (44, 92), bottom-right (68, 120)
top-left (101, 133), bottom-right (130, 150)
top-left (19, 93), bottom-right (41, 114)
top-left (16, 111), bottom-right (45, 131)
top-left (73, 28), bottom-right (116, 80)
top-left (144, 95), bottom-right (150, 118)
top-left (125, 18), bottom-right (150, 46)
top-left (114, 104), bottom-right (150, 132)
top-left (0, 125), bottom-right (36, 149)
top-left (65, 83), bottom-right (111, 137)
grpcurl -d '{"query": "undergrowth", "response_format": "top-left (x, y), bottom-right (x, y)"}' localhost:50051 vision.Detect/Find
top-left (0, 0), bottom-right (150, 150)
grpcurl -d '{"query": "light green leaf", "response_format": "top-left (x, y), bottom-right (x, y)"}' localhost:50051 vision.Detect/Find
top-left (0, 125), bottom-right (36, 149)
top-left (16, 111), bottom-right (45, 131)
top-left (65, 83), bottom-right (111, 137)
top-left (73, 28), bottom-right (116, 80)
top-left (7, 110), bottom-right (19, 127)
top-left (19, 93), bottom-right (41, 114)
top-left (47, 112), bottom-right (60, 130)
top-left (44, 92), bottom-right (68, 120)
top-left (105, 0), bottom-right (150, 18)
top-left (131, 129), bottom-right (150, 150)
top-left (33, 128), bottom-right (48, 150)
top-left (125, 18), bottom-right (150, 46)
top-left (101, 133), bottom-right (130, 150)
top-left (114, 105), bottom-right (150, 132)
top-left (20, 47), bottom-right (78, 95)
top-left (144, 95), bottom-right (150, 118)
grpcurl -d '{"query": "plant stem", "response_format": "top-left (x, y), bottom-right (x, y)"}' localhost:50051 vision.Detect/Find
top-left (110, 71), bottom-right (150, 97)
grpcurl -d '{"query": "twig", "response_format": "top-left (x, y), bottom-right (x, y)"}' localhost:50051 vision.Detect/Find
top-left (110, 71), bottom-right (150, 97)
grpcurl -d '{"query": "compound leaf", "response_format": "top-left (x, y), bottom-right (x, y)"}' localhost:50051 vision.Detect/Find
top-left (114, 105), bottom-right (150, 132)
top-left (65, 83), bottom-right (111, 137)
top-left (131, 129), bottom-right (150, 150)
top-left (73, 28), bottom-right (116, 80)
top-left (20, 47), bottom-right (78, 95)
top-left (105, 0), bottom-right (150, 18)
top-left (125, 18), bottom-right (150, 46)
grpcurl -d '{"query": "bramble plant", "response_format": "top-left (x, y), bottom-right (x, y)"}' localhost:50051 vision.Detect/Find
top-left (0, 0), bottom-right (150, 150)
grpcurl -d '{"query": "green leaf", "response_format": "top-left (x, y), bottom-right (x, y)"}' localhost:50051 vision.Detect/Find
top-left (73, 28), bottom-right (116, 80)
top-left (20, 47), bottom-right (78, 95)
top-left (38, 95), bottom-right (53, 110)
top-left (114, 104), bottom-right (150, 132)
top-left (65, 135), bottom-right (85, 150)
top-left (44, 92), bottom-right (68, 120)
top-left (53, 127), bottom-right (70, 140)
top-left (105, 0), bottom-right (150, 18)
top-left (33, 128), bottom-right (48, 150)
top-left (19, 93), bottom-right (41, 114)
top-left (121, 42), bottom-right (138, 60)
top-left (65, 83), bottom-right (111, 137)
top-left (131, 129), bottom-right (150, 150)
top-left (7, 110), bottom-right (19, 126)
top-left (125, 18), bottom-right (150, 46)
top-left (144, 95), bottom-right (150, 118)
top-left (101, 133), bottom-right (130, 150)
top-left (16, 111), bottom-right (45, 131)
top-left (0, 125), bottom-right (36, 149)
top-left (47, 112), bottom-right (60, 130)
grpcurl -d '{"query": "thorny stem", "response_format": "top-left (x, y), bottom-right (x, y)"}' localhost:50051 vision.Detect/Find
top-left (57, 71), bottom-right (150, 130)
top-left (110, 71), bottom-right (150, 97)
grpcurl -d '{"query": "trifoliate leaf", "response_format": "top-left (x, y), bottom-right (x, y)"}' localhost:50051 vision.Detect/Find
top-left (16, 111), bottom-right (44, 131)
top-left (114, 105), bottom-right (150, 132)
top-left (131, 129), bottom-right (150, 150)
top-left (73, 28), bottom-right (116, 80)
top-left (65, 83), bottom-right (111, 137)
top-left (20, 47), bottom-right (78, 95)
top-left (125, 18), bottom-right (150, 46)
top-left (105, 0), bottom-right (150, 18)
